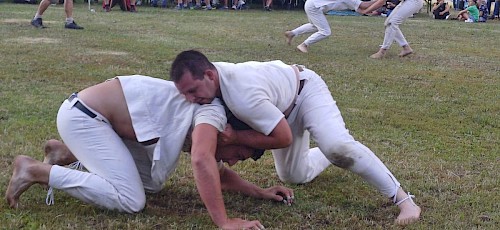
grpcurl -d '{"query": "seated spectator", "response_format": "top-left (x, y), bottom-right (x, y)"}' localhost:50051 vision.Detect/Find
top-left (174, 0), bottom-right (187, 9)
top-left (432, 0), bottom-right (451, 19)
top-left (367, 0), bottom-right (398, 17)
top-left (103, 0), bottom-right (137, 12)
top-left (367, 6), bottom-right (385, 16)
top-left (384, 0), bottom-right (400, 16)
top-left (231, 0), bottom-right (246, 10)
top-left (203, 0), bottom-right (215, 10)
top-left (478, 0), bottom-right (489, 21)
top-left (456, 0), bottom-right (479, 22)
top-left (151, 0), bottom-right (168, 8)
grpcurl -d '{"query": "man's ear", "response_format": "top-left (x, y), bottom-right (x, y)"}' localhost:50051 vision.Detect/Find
top-left (205, 69), bottom-right (216, 81)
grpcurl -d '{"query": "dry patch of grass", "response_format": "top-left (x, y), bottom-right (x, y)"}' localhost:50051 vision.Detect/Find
top-left (5, 36), bottom-right (62, 44)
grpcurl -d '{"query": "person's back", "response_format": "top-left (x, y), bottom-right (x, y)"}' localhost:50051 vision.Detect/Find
top-left (214, 61), bottom-right (297, 134)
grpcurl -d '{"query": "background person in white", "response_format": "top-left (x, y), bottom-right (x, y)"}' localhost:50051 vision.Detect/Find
top-left (359, 0), bottom-right (423, 58)
top-left (6, 75), bottom-right (292, 230)
top-left (171, 50), bottom-right (421, 226)
top-left (284, 0), bottom-right (377, 53)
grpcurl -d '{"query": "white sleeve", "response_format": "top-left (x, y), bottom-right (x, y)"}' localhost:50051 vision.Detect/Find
top-left (231, 99), bottom-right (284, 136)
top-left (193, 98), bottom-right (227, 132)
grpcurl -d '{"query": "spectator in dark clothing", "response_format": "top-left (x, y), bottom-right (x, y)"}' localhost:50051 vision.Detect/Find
top-left (432, 0), bottom-right (451, 19)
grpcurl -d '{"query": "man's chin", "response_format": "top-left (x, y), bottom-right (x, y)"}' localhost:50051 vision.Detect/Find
top-left (198, 99), bottom-right (212, 104)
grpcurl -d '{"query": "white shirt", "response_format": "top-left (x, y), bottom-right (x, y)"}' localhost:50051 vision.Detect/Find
top-left (214, 61), bottom-right (296, 136)
top-left (118, 75), bottom-right (226, 184)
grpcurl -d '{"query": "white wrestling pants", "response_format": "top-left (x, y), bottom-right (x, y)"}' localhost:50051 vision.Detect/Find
top-left (272, 68), bottom-right (400, 198)
top-left (51, 98), bottom-right (163, 213)
top-left (292, 0), bottom-right (362, 46)
top-left (381, 0), bottom-right (423, 49)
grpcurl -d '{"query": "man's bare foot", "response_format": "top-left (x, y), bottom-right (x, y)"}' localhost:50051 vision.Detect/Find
top-left (44, 139), bottom-right (77, 166)
top-left (399, 48), bottom-right (414, 57)
top-left (296, 43), bottom-right (308, 53)
top-left (370, 49), bottom-right (386, 59)
top-left (284, 31), bottom-right (294, 45)
top-left (394, 189), bottom-right (421, 225)
top-left (5, 155), bottom-right (45, 208)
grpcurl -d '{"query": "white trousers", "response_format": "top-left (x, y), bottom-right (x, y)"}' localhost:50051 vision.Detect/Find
top-left (381, 0), bottom-right (423, 49)
top-left (292, 0), bottom-right (361, 46)
top-left (51, 98), bottom-right (163, 213)
top-left (272, 68), bottom-right (401, 198)
top-left (293, 0), bottom-right (331, 46)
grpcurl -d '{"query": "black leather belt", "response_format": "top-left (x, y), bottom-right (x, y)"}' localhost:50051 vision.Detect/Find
top-left (68, 93), bottom-right (97, 118)
top-left (283, 65), bottom-right (306, 118)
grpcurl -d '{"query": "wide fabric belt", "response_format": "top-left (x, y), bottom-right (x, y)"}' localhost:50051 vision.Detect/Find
top-left (68, 93), bottom-right (97, 118)
top-left (283, 65), bottom-right (305, 118)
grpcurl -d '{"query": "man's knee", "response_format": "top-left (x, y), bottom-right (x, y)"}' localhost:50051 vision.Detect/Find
top-left (276, 167), bottom-right (317, 184)
top-left (122, 195), bottom-right (146, 213)
top-left (144, 183), bottom-right (164, 194)
top-left (320, 29), bottom-right (332, 37)
top-left (322, 142), bottom-right (357, 169)
top-left (277, 173), bottom-right (311, 184)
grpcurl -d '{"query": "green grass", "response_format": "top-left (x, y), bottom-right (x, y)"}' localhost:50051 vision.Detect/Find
top-left (1, 2), bottom-right (499, 229)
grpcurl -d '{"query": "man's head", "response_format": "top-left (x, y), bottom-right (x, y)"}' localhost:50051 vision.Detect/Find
top-left (170, 50), bottom-right (219, 105)
top-left (215, 146), bottom-right (264, 166)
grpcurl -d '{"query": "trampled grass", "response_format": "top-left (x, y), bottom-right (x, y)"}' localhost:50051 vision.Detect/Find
top-left (0, 2), bottom-right (498, 229)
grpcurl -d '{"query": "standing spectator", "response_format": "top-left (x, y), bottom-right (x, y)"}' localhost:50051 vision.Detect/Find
top-left (104, 0), bottom-right (111, 11)
top-left (127, 0), bottom-right (138, 12)
top-left (487, 0), bottom-right (499, 19)
top-left (30, 0), bottom-right (84, 29)
top-left (432, 0), bottom-right (451, 19)
top-left (457, 0), bottom-right (479, 22)
top-left (264, 0), bottom-right (273, 11)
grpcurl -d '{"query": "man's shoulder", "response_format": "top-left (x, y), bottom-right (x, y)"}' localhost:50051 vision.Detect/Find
top-left (118, 75), bottom-right (170, 84)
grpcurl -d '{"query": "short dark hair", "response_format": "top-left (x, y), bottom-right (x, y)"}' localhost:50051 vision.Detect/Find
top-left (170, 50), bottom-right (215, 82)
top-left (251, 149), bottom-right (265, 161)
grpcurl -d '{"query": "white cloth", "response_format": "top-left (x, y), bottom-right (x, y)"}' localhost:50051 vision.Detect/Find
top-left (381, 0), bottom-right (423, 49)
top-left (215, 62), bottom-right (401, 198)
top-left (51, 75), bottom-right (226, 213)
top-left (214, 61), bottom-right (296, 136)
top-left (119, 75), bottom-right (225, 184)
top-left (317, 0), bottom-right (362, 11)
top-left (292, 0), bottom-right (362, 46)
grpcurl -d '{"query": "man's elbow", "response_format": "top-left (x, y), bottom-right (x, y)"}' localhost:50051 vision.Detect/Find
top-left (191, 151), bottom-right (213, 168)
top-left (275, 132), bottom-right (293, 148)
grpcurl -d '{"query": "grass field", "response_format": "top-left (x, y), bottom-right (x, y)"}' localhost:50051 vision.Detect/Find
top-left (0, 2), bottom-right (499, 229)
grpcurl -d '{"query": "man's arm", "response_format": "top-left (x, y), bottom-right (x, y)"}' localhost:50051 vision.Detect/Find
top-left (219, 118), bottom-right (292, 149)
top-left (219, 165), bottom-right (294, 205)
top-left (190, 123), bottom-right (265, 230)
top-left (432, 3), bottom-right (440, 12)
top-left (359, 0), bottom-right (387, 15)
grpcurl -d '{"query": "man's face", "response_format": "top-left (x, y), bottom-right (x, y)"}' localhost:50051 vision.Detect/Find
top-left (175, 70), bottom-right (216, 105)
top-left (215, 145), bottom-right (254, 166)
